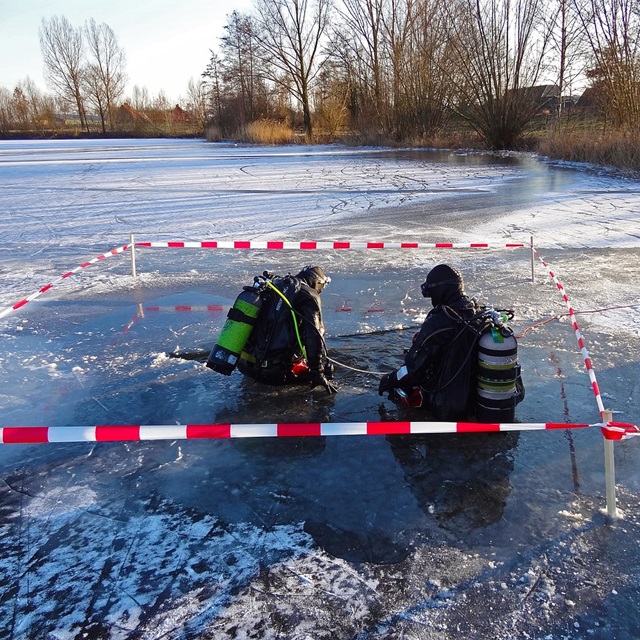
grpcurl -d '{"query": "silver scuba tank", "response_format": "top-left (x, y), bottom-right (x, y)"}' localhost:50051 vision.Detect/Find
top-left (476, 317), bottom-right (520, 422)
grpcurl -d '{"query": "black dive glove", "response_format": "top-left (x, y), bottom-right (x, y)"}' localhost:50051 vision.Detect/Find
top-left (310, 371), bottom-right (338, 395)
top-left (378, 372), bottom-right (395, 396)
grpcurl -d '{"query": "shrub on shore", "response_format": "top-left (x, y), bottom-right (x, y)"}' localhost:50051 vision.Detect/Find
top-left (236, 120), bottom-right (294, 145)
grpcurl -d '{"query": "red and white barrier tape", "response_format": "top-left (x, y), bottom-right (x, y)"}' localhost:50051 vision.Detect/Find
top-left (601, 422), bottom-right (640, 440)
top-left (0, 420), bottom-right (603, 444)
top-left (144, 304), bottom-right (225, 313)
top-left (534, 250), bottom-right (605, 416)
top-left (0, 244), bottom-right (130, 320)
top-left (120, 304), bottom-right (226, 336)
top-left (135, 240), bottom-right (526, 250)
top-left (1, 239), bottom-right (525, 320)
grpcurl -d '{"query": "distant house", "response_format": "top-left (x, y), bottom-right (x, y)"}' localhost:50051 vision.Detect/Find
top-left (574, 87), bottom-right (602, 111)
top-left (500, 84), bottom-right (560, 116)
top-left (172, 105), bottom-right (191, 123)
top-left (559, 94), bottom-right (580, 112)
top-left (506, 84), bottom-right (587, 116)
top-left (523, 84), bottom-right (560, 114)
top-left (116, 103), bottom-right (154, 125)
top-left (115, 102), bottom-right (193, 127)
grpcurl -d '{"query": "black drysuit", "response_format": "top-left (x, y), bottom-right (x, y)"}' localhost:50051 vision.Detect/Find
top-left (384, 288), bottom-right (481, 420)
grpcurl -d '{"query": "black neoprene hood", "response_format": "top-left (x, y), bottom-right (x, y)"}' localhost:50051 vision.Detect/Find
top-left (421, 264), bottom-right (463, 302)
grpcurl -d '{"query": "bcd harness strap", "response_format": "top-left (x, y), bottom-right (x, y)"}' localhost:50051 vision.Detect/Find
top-left (265, 280), bottom-right (307, 360)
top-left (239, 350), bottom-right (284, 367)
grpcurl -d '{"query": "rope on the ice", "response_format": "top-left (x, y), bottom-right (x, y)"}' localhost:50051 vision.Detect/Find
top-left (1, 419), bottom-right (627, 444)
top-left (516, 304), bottom-right (640, 339)
top-left (0, 244), bottom-right (130, 320)
top-left (533, 249), bottom-right (606, 417)
top-left (133, 240), bottom-right (527, 250)
top-left (325, 355), bottom-right (387, 376)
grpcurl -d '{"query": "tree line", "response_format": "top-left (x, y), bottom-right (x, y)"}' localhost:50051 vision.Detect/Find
top-left (205, 0), bottom-right (640, 148)
top-left (0, 15), bottom-right (205, 137)
top-left (2, 0), bottom-right (639, 150)
top-left (11, 16), bottom-right (128, 134)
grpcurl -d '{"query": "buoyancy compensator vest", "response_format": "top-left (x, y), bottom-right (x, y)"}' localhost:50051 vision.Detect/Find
top-left (244, 274), bottom-right (301, 366)
top-left (426, 313), bottom-right (481, 421)
top-left (475, 310), bottom-right (524, 422)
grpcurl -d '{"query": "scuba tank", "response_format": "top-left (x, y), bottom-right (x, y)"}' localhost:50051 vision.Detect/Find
top-left (206, 282), bottom-right (264, 375)
top-left (476, 311), bottom-right (520, 422)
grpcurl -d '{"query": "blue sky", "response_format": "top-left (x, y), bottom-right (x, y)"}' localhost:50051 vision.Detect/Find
top-left (1, 0), bottom-right (253, 102)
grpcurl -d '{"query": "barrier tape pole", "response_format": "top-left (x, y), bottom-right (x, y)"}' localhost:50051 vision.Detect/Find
top-left (533, 249), bottom-right (605, 416)
top-left (133, 240), bottom-right (527, 250)
top-left (530, 235), bottom-right (535, 283)
top-left (130, 233), bottom-right (137, 278)
top-left (602, 409), bottom-right (617, 518)
top-left (532, 251), bottom-right (634, 519)
top-left (3, 420), bottom-right (631, 445)
top-left (0, 244), bottom-right (131, 320)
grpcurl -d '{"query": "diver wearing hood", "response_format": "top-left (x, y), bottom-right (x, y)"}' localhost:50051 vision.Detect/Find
top-left (378, 264), bottom-right (481, 419)
top-left (237, 265), bottom-right (338, 395)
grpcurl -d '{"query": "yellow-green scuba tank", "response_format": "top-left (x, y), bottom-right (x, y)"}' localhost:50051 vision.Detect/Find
top-left (206, 283), bottom-right (264, 375)
top-left (476, 312), bottom-right (521, 422)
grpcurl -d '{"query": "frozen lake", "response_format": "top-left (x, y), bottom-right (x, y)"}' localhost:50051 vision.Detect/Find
top-left (0, 139), bottom-right (639, 638)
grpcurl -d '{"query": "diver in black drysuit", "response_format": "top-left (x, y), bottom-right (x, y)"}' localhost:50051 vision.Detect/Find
top-left (237, 266), bottom-right (338, 395)
top-left (378, 264), bottom-right (481, 420)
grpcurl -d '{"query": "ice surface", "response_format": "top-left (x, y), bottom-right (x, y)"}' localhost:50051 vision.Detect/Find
top-left (0, 139), bottom-right (639, 638)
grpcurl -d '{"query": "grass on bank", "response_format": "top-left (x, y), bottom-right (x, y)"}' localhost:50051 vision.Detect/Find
top-left (206, 120), bottom-right (294, 145)
top-left (537, 126), bottom-right (640, 173)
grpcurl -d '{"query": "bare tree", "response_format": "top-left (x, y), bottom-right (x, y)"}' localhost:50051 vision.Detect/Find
top-left (335, 0), bottom-right (387, 127)
top-left (12, 87), bottom-right (32, 131)
top-left (444, 0), bottom-right (553, 149)
top-left (546, 0), bottom-right (588, 118)
top-left (0, 87), bottom-right (12, 134)
top-left (83, 67), bottom-right (107, 132)
top-left (400, 0), bottom-right (455, 135)
top-left (381, 0), bottom-right (424, 137)
top-left (219, 11), bottom-right (264, 126)
top-left (326, 28), bottom-right (374, 132)
top-left (574, 0), bottom-right (640, 127)
top-left (151, 90), bottom-right (171, 112)
top-left (186, 77), bottom-right (208, 131)
top-left (84, 19), bottom-right (127, 132)
top-left (39, 15), bottom-right (88, 132)
top-left (11, 78), bottom-right (56, 132)
top-left (330, 0), bottom-right (455, 139)
top-left (130, 85), bottom-right (151, 111)
top-left (202, 51), bottom-right (224, 129)
top-left (253, 0), bottom-right (332, 139)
